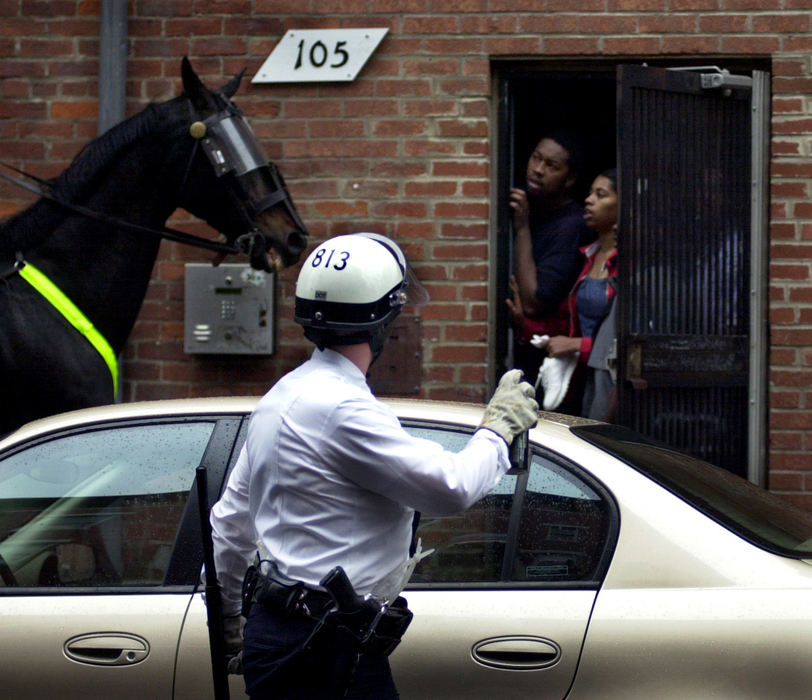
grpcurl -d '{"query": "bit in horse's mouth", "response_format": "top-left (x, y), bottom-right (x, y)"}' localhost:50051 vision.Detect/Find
top-left (267, 248), bottom-right (282, 272)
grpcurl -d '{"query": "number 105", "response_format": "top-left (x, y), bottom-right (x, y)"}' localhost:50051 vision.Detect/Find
top-left (294, 39), bottom-right (350, 70)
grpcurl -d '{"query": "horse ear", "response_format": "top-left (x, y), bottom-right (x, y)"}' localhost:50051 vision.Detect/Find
top-left (219, 68), bottom-right (246, 99)
top-left (181, 56), bottom-right (212, 112)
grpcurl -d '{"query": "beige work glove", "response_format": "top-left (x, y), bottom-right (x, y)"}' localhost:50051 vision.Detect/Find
top-left (478, 369), bottom-right (538, 445)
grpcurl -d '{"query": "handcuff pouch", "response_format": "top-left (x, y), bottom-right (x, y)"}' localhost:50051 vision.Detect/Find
top-left (253, 559), bottom-right (306, 618)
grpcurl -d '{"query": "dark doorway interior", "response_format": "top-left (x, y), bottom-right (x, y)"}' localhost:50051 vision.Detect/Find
top-left (494, 64), bottom-right (617, 382)
top-left (508, 70), bottom-right (617, 206)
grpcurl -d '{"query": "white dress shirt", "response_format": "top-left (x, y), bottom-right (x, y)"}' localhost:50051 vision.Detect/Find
top-left (211, 348), bottom-right (509, 615)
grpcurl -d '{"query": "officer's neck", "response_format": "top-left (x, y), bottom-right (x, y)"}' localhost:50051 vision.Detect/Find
top-left (331, 343), bottom-right (373, 374)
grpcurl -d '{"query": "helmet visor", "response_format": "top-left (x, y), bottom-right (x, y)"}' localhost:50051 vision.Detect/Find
top-left (402, 264), bottom-right (430, 307)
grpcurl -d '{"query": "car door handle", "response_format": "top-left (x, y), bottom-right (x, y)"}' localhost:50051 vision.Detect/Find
top-left (471, 635), bottom-right (561, 670)
top-left (64, 633), bottom-right (150, 666)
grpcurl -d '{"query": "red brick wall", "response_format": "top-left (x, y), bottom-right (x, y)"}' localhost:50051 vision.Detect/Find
top-left (2, 0), bottom-right (811, 509)
top-left (768, 44), bottom-right (812, 511)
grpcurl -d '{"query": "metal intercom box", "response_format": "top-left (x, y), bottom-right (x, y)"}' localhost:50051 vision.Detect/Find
top-left (184, 263), bottom-right (274, 355)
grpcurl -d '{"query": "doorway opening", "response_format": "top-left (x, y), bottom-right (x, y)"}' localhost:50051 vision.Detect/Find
top-left (493, 57), bottom-right (771, 481)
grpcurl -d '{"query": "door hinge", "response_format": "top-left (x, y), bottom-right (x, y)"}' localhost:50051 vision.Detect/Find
top-left (669, 66), bottom-right (753, 90)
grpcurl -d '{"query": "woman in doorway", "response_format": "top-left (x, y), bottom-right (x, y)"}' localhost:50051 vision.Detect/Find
top-left (539, 168), bottom-right (618, 420)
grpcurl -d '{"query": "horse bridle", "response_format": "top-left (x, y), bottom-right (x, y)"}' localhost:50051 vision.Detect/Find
top-left (0, 95), bottom-right (306, 266)
top-left (185, 96), bottom-right (308, 266)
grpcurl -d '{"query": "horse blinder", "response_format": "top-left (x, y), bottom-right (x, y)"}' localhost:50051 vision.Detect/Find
top-left (194, 106), bottom-right (308, 268)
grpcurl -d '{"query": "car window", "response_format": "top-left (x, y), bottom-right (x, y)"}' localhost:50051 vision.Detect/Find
top-left (405, 425), bottom-right (613, 587)
top-left (511, 455), bottom-right (611, 583)
top-left (0, 421), bottom-right (215, 589)
top-left (573, 423), bottom-right (812, 558)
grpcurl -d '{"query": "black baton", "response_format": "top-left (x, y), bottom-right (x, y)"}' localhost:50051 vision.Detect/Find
top-left (196, 466), bottom-right (230, 700)
top-left (508, 429), bottom-right (529, 473)
top-left (508, 370), bottom-right (531, 473)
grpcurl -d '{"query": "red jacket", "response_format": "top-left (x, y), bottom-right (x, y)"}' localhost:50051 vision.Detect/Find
top-left (566, 241), bottom-right (617, 363)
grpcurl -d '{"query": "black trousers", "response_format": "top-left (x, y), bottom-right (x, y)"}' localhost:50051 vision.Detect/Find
top-left (242, 600), bottom-right (400, 700)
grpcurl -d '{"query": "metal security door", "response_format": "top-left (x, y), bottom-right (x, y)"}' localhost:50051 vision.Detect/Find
top-left (616, 64), bottom-right (768, 480)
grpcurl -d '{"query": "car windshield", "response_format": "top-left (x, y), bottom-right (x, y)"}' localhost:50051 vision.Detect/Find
top-left (572, 424), bottom-right (812, 558)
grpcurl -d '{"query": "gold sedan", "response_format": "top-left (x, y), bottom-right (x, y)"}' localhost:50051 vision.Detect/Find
top-left (0, 398), bottom-right (810, 699)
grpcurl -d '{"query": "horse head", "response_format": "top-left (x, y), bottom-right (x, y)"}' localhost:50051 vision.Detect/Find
top-left (179, 57), bottom-right (308, 271)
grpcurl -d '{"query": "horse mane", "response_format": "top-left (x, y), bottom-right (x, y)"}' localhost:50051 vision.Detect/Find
top-left (1, 97), bottom-right (182, 255)
top-left (52, 102), bottom-right (165, 202)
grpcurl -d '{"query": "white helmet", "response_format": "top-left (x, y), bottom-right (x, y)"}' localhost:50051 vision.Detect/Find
top-left (294, 232), bottom-right (428, 352)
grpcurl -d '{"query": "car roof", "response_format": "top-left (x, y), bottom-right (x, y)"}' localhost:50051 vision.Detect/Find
top-left (0, 397), bottom-right (596, 452)
top-left (0, 398), bottom-right (259, 450)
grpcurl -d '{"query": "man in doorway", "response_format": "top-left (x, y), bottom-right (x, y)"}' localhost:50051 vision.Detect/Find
top-left (507, 129), bottom-right (592, 405)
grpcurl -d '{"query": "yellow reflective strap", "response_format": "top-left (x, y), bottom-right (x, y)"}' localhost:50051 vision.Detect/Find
top-left (18, 262), bottom-right (119, 397)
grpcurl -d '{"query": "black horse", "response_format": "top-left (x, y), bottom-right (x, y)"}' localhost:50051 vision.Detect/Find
top-left (0, 58), bottom-right (308, 435)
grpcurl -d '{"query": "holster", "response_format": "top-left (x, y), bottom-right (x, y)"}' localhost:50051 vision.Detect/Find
top-left (306, 566), bottom-right (413, 657)
top-left (307, 595), bottom-right (412, 657)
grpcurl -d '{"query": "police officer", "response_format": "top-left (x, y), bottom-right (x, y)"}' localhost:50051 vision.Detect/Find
top-left (210, 232), bottom-right (538, 699)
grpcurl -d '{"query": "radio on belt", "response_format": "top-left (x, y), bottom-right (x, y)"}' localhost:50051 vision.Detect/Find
top-left (184, 263), bottom-right (274, 355)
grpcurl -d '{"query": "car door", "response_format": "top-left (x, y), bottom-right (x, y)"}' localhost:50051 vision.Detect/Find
top-left (391, 425), bottom-right (618, 699)
top-left (0, 415), bottom-right (240, 700)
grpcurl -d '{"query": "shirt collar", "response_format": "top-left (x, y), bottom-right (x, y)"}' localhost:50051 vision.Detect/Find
top-left (581, 240), bottom-right (618, 262)
top-left (311, 347), bottom-right (370, 388)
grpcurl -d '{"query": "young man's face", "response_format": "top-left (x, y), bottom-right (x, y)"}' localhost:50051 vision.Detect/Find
top-left (524, 138), bottom-right (575, 200)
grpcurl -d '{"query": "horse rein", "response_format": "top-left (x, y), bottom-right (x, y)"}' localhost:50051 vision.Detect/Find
top-left (0, 161), bottom-right (243, 258)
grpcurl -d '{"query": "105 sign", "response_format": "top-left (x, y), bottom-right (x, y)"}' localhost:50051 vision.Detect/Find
top-left (252, 28), bottom-right (389, 84)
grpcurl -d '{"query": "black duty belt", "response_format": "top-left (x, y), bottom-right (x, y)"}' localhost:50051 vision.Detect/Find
top-left (259, 582), bottom-right (334, 619)
top-left (241, 558), bottom-right (412, 658)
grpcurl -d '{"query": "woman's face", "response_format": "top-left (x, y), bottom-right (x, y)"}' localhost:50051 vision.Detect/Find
top-left (583, 175), bottom-right (617, 234)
